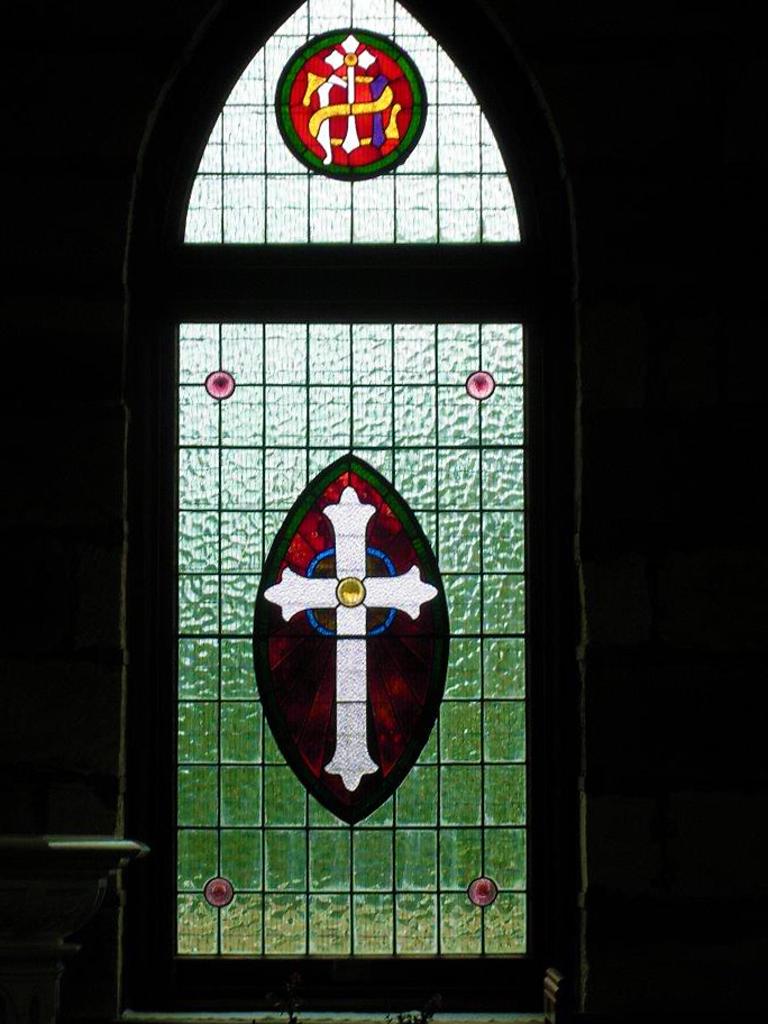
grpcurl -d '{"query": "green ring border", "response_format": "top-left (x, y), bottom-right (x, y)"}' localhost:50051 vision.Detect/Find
top-left (275, 29), bottom-right (428, 180)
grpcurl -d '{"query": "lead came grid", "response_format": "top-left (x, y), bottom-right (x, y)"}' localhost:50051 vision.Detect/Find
top-left (184, 0), bottom-right (519, 244)
top-left (177, 321), bottom-right (526, 955)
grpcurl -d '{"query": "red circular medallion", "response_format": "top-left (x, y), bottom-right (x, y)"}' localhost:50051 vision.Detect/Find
top-left (467, 876), bottom-right (498, 906)
top-left (203, 876), bottom-right (234, 907)
top-left (276, 30), bottom-right (427, 179)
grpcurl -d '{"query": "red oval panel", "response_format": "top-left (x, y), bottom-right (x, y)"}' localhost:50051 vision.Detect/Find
top-left (254, 454), bottom-right (449, 824)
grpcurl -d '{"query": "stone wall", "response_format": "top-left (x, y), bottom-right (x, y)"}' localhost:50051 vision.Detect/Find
top-left (0, 2), bottom-right (763, 1019)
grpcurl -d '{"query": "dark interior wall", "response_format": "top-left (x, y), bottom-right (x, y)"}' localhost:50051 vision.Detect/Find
top-left (0, 1), bottom-right (763, 1020)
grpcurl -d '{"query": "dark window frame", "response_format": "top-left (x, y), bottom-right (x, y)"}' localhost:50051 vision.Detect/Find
top-left (124, 0), bottom-right (577, 1012)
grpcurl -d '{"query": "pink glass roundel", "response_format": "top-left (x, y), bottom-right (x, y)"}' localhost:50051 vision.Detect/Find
top-left (205, 369), bottom-right (236, 400)
top-left (467, 876), bottom-right (498, 907)
top-left (203, 876), bottom-right (234, 907)
top-left (466, 370), bottom-right (496, 400)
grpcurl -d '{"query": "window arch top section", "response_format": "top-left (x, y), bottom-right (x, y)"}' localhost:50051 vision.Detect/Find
top-left (184, 0), bottom-right (519, 244)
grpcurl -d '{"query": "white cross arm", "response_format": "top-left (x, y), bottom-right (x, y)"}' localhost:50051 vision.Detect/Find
top-left (323, 486), bottom-right (375, 579)
top-left (364, 566), bottom-right (438, 620)
top-left (264, 568), bottom-right (338, 622)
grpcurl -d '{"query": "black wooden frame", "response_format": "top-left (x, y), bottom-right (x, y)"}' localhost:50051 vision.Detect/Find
top-left (124, 0), bottom-right (578, 1012)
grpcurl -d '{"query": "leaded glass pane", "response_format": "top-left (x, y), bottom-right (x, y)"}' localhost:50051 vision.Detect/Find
top-left (176, 321), bottom-right (526, 955)
top-left (184, 0), bottom-right (519, 243)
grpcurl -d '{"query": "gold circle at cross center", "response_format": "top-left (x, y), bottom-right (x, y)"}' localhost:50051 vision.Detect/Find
top-left (336, 576), bottom-right (366, 607)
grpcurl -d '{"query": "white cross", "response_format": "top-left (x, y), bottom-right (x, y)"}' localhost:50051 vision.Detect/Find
top-left (264, 485), bottom-right (437, 792)
top-left (324, 34), bottom-right (377, 157)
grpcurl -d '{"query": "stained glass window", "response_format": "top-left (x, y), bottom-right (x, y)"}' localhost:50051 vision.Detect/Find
top-left (176, 322), bottom-right (526, 956)
top-left (184, 0), bottom-right (519, 243)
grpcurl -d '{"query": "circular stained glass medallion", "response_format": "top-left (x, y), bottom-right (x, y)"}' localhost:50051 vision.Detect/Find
top-left (205, 369), bottom-right (236, 400)
top-left (466, 370), bottom-right (496, 400)
top-left (203, 876), bottom-right (234, 907)
top-left (276, 30), bottom-right (426, 179)
top-left (467, 876), bottom-right (498, 907)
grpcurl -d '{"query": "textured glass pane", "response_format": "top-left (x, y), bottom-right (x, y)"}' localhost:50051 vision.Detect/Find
top-left (441, 765), bottom-right (481, 825)
top-left (396, 765), bottom-right (437, 825)
top-left (224, 108), bottom-right (265, 173)
top-left (395, 448), bottom-right (435, 509)
top-left (353, 325), bottom-right (391, 384)
top-left (417, 728), bottom-right (437, 764)
top-left (267, 175), bottom-right (309, 242)
top-left (486, 828), bottom-right (526, 891)
top-left (396, 893), bottom-right (437, 953)
top-left (310, 177), bottom-right (352, 242)
top-left (353, 893), bottom-right (394, 954)
top-left (177, 829), bottom-right (217, 891)
top-left (224, 176), bottom-right (266, 243)
top-left (265, 829), bottom-right (306, 891)
top-left (439, 828), bottom-right (481, 890)
top-left (220, 702), bottom-right (261, 762)
top-left (481, 324), bottom-right (523, 385)
top-left (353, 830), bottom-right (392, 891)
top-left (309, 894), bottom-right (351, 953)
top-left (221, 512), bottom-right (261, 572)
top-left (440, 701), bottom-right (481, 762)
top-left (178, 766), bottom-right (217, 826)
top-left (353, 177), bottom-right (395, 242)
top-left (443, 574), bottom-right (481, 634)
top-left (353, 386), bottom-right (391, 446)
top-left (438, 386), bottom-right (479, 446)
top-left (221, 575), bottom-right (259, 633)
top-left (309, 387), bottom-right (351, 447)
top-left (437, 324), bottom-right (479, 384)
top-left (264, 766), bottom-right (306, 825)
top-left (221, 387), bottom-right (263, 446)
top-left (394, 324), bottom-right (435, 383)
top-left (396, 176), bottom-right (437, 242)
top-left (482, 175), bottom-right (519, 242)
top-left (265, 387), bottom-right (306, 446)
top-left (439, 449), bottom-right (480, 507)
top-left (437, 512), bottom-right (480, 572)
top-left (439, 175), bottom-right (481, 242)
top-left (178, 639), bottom-right (218, 699)
top-left (178, 576), bottom-right (218, 634)
top-left (310, 830), bottom-right (350, 891)
top-left (221, 828), bottom-right (262, 889)
top-left (484, 700), bottom-right (525, 763)
top-left (264, 449), bottom-right (306, 508)
top-left (222, 324), bottom-right (263, 384)
top-left (185, 176), bottom-right (221, 243)
top-left (440, 893), bottom-right (482, 953)
top-left (221, 894), bottom-right (262, 953)
top-left (485, 765), bottom-right (526, 825)
top-left (484, 892), bottom-right (526, 953)
top-left (179, 512), bottom-right (219, 572)
top-left (266, 324), bottom-right (307, 383)
top-left (264, 894), bottom-right (306, 954)
top-left (484, 638), bottom-right (525, 698)
top-left (177, 895), bottom-right (218, 954)
top-left (443, 638), bottom-right (481, 699)
top-left (439, 107), bottom-right (481, 173)
top-left (483, 511), bottom-right (525, 572)
top-left (179, 386), bottom-right (219, 446)
top-left (220, 450), bottom-right (261, 511)
top-left (482, 448), bottom-right (524, 510)
top-left (309, 324), bottom-right (350, 384)
top-left (179, 448), bottom-right (219, 509)
top-left (178, 702), bottom-right (218, 763)
top-left (482, 386), bottom-right (524, 445)
top-left (179, 324), bottom-right (219, 384)
top-left (483, 574), bottom-right (525, 633)
top-left (221, 639), bottom-right (255, 699)
top-left (394, 386), bottom-right (436, 446)
top-left (221, 765), bottom-right (261, 826)
top-left (352, 446), bottom-right (393, 481)
top-left (395, 830), bottom-right (436, 890)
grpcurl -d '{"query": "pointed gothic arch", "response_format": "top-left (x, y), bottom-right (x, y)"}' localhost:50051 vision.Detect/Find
top-left (125, 0), bottom-right (577, 1012)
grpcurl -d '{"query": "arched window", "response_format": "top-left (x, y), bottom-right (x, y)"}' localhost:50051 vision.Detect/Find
top-left (126, 0), bottom-right (575, 1013)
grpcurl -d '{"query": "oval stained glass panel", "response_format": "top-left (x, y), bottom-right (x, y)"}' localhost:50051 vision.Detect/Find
top-left (254, 454), bottom-right (449, 824)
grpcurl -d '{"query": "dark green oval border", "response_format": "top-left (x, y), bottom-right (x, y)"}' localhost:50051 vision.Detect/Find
top-left (275, 28), bottom-right (428, 180)
top-left (253, 453), bottom-right (450, 826)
